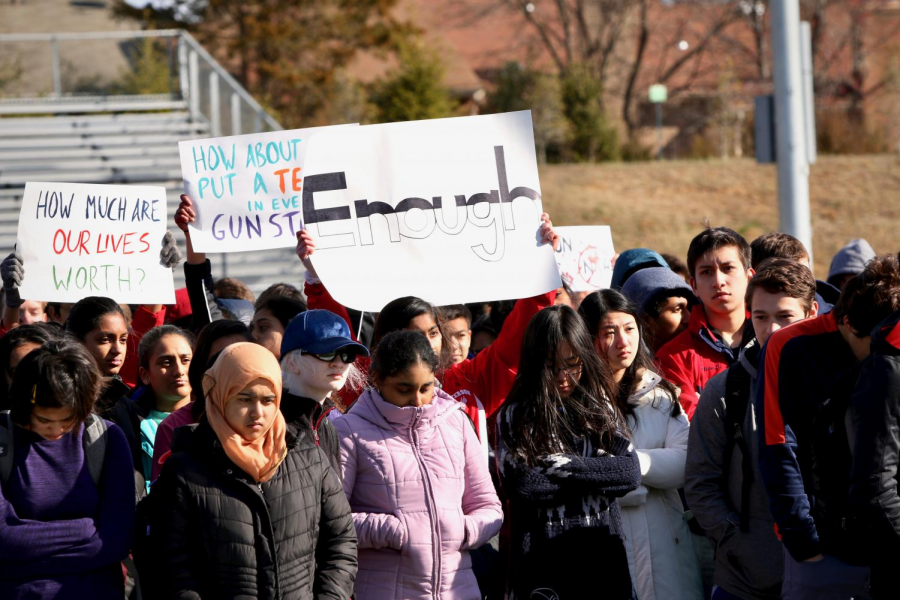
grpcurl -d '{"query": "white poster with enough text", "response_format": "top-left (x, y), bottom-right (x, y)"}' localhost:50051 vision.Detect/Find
top-left (179, 124), bottom-right (356, 253)
top-left (301, 111), bottom-right (561, 311)
top-left (555, 226), bottom-right (616, 292)
top-left (16, 181), bottom-right (176, 303)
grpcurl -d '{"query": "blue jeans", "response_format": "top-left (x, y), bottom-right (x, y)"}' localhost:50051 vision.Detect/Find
top-left (782, 550), bottom-right (869, 600)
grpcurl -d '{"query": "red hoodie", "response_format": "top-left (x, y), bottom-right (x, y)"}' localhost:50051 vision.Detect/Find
top-left (655, 304), bottom-right (748, 419)
top-left (304, 279), bottom-right (554, 445)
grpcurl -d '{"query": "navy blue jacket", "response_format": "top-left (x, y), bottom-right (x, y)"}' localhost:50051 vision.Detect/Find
top-left (755, 311), bottom-right (865, 563)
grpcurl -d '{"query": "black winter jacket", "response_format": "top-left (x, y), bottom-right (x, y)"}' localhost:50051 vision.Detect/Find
top-left (110, 385), bottom-right (156, 502)
top-left (183, 259), bottom-right (223, 332)
top-left (281, 392), bottom-right (341, 478)
top-left (149, 419), bottom-right (357, 599)
top-left (849, 310), bottom-right (900, 594)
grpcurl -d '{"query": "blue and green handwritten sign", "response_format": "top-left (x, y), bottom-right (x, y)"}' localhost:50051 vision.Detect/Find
top-left (178, 124), bottom-right (356, 253)
top-left (16, 182), bottom-right (176, 303)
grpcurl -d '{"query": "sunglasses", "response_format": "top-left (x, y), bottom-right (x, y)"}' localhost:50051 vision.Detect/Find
top-left (301, 349), bottom-right (359, 364)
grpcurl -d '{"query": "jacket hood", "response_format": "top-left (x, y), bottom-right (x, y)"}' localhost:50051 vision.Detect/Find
top-left (611, 248), bottom-right (669, 290)
top-left (628, 369), bottom-right (663, 404)
top-left (348, 386), bottom-right (463, 432)
top-left (828, 238), bottom-right (876, 283)
top-left (871, 310), bottom-right (900, 356)
top-left (816, 279), bottom-right (841, 307)
top-left (620, 267), bottom-right (696, 316)
top-left (215, 298), bottom-right (255, 325)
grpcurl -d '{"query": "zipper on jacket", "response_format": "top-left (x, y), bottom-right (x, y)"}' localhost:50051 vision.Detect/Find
top-left (409, 408), bottom-right (443, 596)
top-left (241, 478), bottom-right (278, 596)
top-left (312, 406), bottom-right (333, 448)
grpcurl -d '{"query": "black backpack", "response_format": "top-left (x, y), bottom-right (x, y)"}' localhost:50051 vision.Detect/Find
top-left (722, 364), bottom-right (755, 532)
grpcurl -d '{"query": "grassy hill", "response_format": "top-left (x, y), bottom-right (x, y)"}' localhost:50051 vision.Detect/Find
top-left (539, 154), bottom-right (900, 280)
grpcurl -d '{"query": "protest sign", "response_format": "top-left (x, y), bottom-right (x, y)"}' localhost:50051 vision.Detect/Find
top-left (301, 111), bottom-right (561, 311)
top-left (554, 226), bottom-right (616, 292)
top-left (179, 124), bottom-right (356, 253)
top-left (16, 182), bottom-right (175, 303)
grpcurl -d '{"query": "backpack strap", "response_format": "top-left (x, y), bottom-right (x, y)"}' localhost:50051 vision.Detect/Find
top-left (0, 411), bottom-right (13, 486)
top-left (722, 364), bottom-right (754, 532)
top-left (82, 414), bottom-right (109, 487)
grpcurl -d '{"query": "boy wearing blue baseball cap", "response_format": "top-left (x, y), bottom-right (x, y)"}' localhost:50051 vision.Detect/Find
top-left (280, 309), bottom-right (369, 477)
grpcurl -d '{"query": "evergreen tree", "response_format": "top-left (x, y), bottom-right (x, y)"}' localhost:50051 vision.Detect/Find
top-left (370, 39), bottom-right (455, 123)
top-left (560, 63), bottom-right (619, 162)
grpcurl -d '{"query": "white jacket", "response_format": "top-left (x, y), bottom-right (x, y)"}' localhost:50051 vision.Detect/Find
top-left (620, 370), bottom-right (703, 600)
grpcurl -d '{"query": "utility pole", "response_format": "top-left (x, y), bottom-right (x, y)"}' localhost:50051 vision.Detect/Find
top-left (771, 0), bottom-right (814, 266)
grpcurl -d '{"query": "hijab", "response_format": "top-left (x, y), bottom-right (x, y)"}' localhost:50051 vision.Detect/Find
top-left (202, 342), bottom-right (287, 483)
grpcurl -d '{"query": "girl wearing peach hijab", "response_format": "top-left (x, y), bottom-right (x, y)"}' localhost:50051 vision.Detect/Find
top-left (148, 342), bottom-right (357, 599)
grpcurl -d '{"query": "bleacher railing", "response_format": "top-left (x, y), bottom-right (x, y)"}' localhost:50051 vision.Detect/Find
top-left (0, 29), bottom-right (282, 134)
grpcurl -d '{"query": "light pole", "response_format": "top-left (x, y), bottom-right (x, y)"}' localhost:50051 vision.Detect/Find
top-left (771, 0), bottom-right (814, 265)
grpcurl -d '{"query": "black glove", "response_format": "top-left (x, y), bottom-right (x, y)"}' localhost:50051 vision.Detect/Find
top-left (1, 252), bottom-right (24, 308)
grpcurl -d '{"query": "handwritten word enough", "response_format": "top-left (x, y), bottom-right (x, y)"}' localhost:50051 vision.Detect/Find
top-left (302, 146), bottom-right (539, 262)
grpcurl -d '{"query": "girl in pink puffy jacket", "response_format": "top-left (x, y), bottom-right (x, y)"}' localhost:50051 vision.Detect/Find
top-left (333, 330), bottom-right (503, 600)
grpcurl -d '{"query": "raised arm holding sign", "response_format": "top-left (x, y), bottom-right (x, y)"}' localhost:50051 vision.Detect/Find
top-left (178, 124), bottom-right (356, 253)
top-left (300, 111), bottom-right (561, 311)
top-left (15, 182), bottom-right (177, 305)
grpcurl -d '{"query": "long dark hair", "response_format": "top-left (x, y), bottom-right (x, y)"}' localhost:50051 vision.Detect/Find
top-left (579, 289), bottom-right (682, 420)
top-left (372, 296), bottom-right (450, 367)
top-left (369, 330), bottom-right (439, 383)
top-left (500, 305), bottom-right (622, 465)
top-left (254, 296), bottom-right (307, 328)
top-left (9, 339), bottom-right (101, 427)
top-left (65, 296), bottom-right (126, 341)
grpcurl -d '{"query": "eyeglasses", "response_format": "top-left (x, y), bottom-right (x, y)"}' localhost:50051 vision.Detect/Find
top-left (301, 349), bottom-right (359, 364)
top-left (550, 362), bottom-right (583, 377)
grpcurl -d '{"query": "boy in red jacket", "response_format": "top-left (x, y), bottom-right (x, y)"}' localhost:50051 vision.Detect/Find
top-left (656, 227), bottom-right (754, 419)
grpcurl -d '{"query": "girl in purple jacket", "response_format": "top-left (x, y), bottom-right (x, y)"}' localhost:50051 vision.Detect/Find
top-left (334, 330), bottom-right (503, 600)
top-left (0, 339), bottom-right (135, 600)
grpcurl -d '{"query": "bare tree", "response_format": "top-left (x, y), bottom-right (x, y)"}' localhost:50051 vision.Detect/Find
top-left (803, 0), bottom-right (900, 122)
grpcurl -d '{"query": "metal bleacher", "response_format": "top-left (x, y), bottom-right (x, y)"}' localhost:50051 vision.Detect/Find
top-left (0, 30), bottom-right (303, 294)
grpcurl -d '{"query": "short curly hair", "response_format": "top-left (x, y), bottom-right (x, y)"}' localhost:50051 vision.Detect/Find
top-left (832, 253), bottom-right (900, 337)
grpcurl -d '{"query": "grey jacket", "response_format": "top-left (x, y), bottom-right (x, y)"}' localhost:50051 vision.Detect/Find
top-left (685, 340), bottom-right (783, 600)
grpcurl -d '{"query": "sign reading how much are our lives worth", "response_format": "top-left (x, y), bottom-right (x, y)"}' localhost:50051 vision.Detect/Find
top-left (179, 124), bottom-right (356, 253)
top-left (16, 182), bottom-right (176, 303)
top-left (301, 110), bottom-right (562, 311)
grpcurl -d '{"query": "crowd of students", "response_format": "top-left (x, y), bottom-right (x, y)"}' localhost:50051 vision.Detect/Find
top-left (0, 191), bottom-right (898, 600)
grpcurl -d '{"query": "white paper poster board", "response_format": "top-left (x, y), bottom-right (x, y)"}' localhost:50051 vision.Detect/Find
top-left (555, 226), bottom-right (616, 292)
top-left (301, 111), bottom-right (561, 312)
top-left (178, 124), bottom-right (356, 253)
top-left (16, 182), bottom-right (176, 303)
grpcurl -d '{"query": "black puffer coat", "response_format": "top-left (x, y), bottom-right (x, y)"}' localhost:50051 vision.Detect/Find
top-left (149, 419), bottom-right (357, 599)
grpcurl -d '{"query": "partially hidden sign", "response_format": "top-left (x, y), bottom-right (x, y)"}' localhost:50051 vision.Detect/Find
top-left (555, 226), bottom-right (616, 292)
top-left (301, 111), bottom-right (561, 311)
top-left (16, 182), bottom-right (176, 303)
top-left (178, 124), bottom-right (356, 253)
